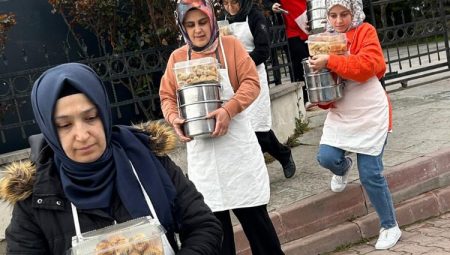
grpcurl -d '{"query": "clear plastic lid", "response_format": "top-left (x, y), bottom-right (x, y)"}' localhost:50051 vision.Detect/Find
top-left (306, 32), bottom-right (347, 56)
top-left (173, 57), bottom-right (220, 86)
top-left (173, 56), bottom-right (218, 69)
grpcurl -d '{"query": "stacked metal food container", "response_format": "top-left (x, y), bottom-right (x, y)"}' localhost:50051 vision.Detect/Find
top-left (174, 57), bottom-right (222, 138)
top-left (303, 0), bottom-right (346, 104)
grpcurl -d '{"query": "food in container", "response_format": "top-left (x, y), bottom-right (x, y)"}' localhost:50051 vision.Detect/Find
top-left (174, 57), bottom-right (220, 86)
top-left (69, 217), bottom-right (164, 255)
top-left (306, 32), bottom-right (347, 56)
top-left (92, 233), bottom-right (163, 255)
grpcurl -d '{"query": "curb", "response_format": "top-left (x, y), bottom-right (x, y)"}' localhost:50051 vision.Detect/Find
top-left (235, 147), bottom-right (450, 255)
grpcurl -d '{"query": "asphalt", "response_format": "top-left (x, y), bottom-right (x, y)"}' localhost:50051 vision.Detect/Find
top-left (233, 72), bottom-right (450, 255)
top-left (0, 73), bottom-right (450, 254)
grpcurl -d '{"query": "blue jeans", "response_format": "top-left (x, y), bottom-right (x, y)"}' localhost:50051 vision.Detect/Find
top-left (316, 143), bottom-right (397, 229)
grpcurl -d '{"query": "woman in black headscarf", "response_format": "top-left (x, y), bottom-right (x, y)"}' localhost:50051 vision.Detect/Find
top-left (1, 62), bottom-right (222, 254)
top-left (220, 0), bottom-right (297, 179)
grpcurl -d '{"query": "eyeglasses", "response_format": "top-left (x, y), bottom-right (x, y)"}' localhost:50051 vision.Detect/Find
top-left (223, 0), bottom-right (239, 6)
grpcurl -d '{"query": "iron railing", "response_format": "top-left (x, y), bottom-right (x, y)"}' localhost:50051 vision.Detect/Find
top-left (265, 13), bottom-right (293, 85)
top-left (0, 46), bottom-right (176, 153)
top-left (366, 0), bottom-right (450, 86)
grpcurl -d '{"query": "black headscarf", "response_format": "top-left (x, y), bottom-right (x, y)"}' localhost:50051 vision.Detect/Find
top-left (222, 0), bottom-right (253, 23)
top-left (31, 63), bottom-right (177, 230)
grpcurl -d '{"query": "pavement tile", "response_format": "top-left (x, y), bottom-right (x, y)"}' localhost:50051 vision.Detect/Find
top-left (364, 249), bottom-right (402, 254)
top-left (392, 242), bottom-right (445, 254)
top-left (405, 234), bottom-right (446, 245)
top-left (414, 226), bottom-right (448, 237)
top-left (347, 243), bottom-right (377, 254)
top-left (428, 241), bottom-right (450, 252)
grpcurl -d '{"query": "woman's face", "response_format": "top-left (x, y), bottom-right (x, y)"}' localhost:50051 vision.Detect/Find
top-left (53, 93), bottom-right (106, 163)
top-left (183, 9), bottom-right (212, 48)
top-left (223, 0), bottom-right (240, 16)
top-left (328, 5), bottom-right (353, 33)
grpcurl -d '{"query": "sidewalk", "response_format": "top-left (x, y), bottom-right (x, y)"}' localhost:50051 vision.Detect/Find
top-left (233, 73), bottom-right (450, 254)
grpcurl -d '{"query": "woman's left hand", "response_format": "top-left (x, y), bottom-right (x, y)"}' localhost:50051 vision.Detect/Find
top-left (308, 55), bottom-right (330, 72)
top-left (207, 107), bottom-right (231, 137)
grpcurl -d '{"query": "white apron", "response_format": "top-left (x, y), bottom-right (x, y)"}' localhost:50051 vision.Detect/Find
top-left (228, 16), bottom-right (272, 132)
top-left (186, 38), bottom-right (270, 212)
top-left (320, 77), bottom-right (389, 156)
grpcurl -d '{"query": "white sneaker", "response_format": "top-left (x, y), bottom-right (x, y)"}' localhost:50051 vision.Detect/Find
top-left (330, 157), bottom-right (353, 192)
top-left (375, 225), bottom-right (402, 250)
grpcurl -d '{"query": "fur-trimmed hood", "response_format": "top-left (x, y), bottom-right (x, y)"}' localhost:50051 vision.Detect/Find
top-left (0, 121), bottom-right (177, 205)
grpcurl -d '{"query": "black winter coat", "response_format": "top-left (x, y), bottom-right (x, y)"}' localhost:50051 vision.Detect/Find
top-left (1, 122), bottom-right (222, 255)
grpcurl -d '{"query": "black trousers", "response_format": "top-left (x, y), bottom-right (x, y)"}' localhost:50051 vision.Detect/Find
top-left (287, 36), bottom-right (310, 103)
top-left (214, 205), bottom-right (284, 255)
top-left (255, 130), bottom-right (292, 166)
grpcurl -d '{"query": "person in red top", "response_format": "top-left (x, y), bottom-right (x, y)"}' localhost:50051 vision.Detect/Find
top-left (263, 0), bottom-right (311, 108)
top-left (308, 0), bottom-right (400, 250)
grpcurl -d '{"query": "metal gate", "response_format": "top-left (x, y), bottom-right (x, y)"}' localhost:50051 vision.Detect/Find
top-left (366, 0), bottom-right (450, 87)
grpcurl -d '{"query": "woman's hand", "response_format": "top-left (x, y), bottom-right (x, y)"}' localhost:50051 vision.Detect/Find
top-left (171, 117), bottom-right (192, 142)
top-left (308, 55), bottom-right (330, 72)
top-left (272, 3), bottom-right (282, 13)
top-left (207, 107), bottom-right (231, 137)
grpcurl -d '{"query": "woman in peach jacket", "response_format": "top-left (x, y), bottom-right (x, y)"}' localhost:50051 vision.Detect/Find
top-left (159, 1), bottom-right (284, 254)
top-left (308, 0), bottom-right (400, 250)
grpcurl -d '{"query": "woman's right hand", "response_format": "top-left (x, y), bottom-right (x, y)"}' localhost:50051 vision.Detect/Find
top-left (272, 3), bottom-right (282, 13)
top-left (172, 117), bottom-right (192, 142)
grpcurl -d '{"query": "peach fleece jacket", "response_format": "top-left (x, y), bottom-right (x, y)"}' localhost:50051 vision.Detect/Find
top-left (327, 22), bottom-right (386, 83)
top-left (159, 36), bottom-right (260, 125)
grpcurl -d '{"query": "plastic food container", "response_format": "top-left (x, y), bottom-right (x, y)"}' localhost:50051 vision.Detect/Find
top-left (306, 32), bottom-right (347, 56)
top-left (174, 57), bottom-right (220, 86)
top-left (218, 20), bottom-right (232, 36)
top-left (69, 217), bottom-right (165, 255)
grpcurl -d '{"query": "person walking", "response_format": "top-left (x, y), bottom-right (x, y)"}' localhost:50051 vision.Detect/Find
top-left (0, 63), bottom-right (222, 254)
top-left (263, 0), bottom-right (313, 110)
top-left (220, 0), bottom-right (296, 178)
top-left (159, 1), bottom-right (285, 254)
top-left (308, 0), bottom-right (401, 250)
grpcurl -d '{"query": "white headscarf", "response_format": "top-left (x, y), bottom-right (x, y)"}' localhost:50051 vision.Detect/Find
top-left (326, 0), bottom-right (366, 32)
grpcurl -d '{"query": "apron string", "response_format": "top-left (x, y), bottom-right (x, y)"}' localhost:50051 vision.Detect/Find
top-left (71, 203), bottom-right (83, 242)
top-left (70, 161), bottom-right (160, 240)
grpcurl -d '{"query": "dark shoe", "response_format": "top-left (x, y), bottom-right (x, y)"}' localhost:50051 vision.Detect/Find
top-left (282, 155), bottom-right (296, 178)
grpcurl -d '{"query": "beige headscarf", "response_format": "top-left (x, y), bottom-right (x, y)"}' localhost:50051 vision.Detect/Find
top-left (326, 0), bottom-right (366, 32)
